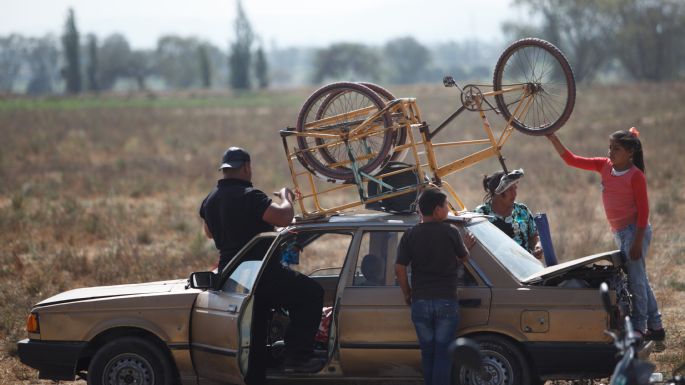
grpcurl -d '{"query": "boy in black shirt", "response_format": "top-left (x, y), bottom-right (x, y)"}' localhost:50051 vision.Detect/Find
top-left (395, 188), bottom-right (474, 385)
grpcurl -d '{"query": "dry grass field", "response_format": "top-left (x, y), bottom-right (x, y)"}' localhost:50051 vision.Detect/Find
top-left (0, 82), bottom-right (683, 384)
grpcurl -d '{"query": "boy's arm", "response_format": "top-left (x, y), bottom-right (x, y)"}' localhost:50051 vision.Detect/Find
top-left (395, 264), bottom-right (411, 305)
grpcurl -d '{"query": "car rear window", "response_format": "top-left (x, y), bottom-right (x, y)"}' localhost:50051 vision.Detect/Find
top-left (466, 219), bottom-right (544, 281)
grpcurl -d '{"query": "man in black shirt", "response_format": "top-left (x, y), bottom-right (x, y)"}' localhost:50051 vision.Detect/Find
top-left (395, 188), bottom-right (474, 385)
top-left (199, 147), bottom-right (324, 381)
top-left (200, 147), bottom-right (294, 271)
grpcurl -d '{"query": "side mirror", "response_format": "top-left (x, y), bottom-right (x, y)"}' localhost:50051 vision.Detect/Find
top-left (599, 282), bottom-right (612, 314)
top-left (189, 271), bottom-right (217, 290)
top-left (450, 337), bottom-right (483, 371)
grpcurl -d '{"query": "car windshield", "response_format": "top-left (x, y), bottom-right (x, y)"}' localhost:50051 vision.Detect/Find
top-left (466, 219), bottom-right (545, 281)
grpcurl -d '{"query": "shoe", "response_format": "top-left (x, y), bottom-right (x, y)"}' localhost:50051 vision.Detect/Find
top-left (646, 328), bottom-right (666, 352)
top-left (645, 328), bottom-right (665, 341)
top-left (283, 357), bottom-right (325, 373)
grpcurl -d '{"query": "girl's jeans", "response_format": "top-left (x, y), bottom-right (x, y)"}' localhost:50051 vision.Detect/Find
top-left (614, 223), bottom-right (662, 332)
top-left (411, 299), bottom-right (459, 385)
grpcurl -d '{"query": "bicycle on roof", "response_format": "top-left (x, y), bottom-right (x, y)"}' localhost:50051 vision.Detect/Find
top-left (280, 38), bottom-right (576, 218)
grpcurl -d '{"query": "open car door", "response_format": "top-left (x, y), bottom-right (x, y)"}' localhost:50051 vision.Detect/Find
top-left (190, 234), bottom-right (277, 384)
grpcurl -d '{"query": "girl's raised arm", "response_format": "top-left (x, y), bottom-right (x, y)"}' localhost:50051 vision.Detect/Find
top-left (545, 133), bottom-right (605, 172)
top-left (546, 133), bottom-right (568, 156)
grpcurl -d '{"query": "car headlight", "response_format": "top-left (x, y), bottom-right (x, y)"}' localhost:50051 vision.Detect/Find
top-left (26, 312), bottom-right (39, 333)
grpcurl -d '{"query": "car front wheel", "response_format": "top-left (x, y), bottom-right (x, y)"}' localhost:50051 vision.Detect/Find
top-left (452, 335), bottom-right (531, 385)
top-left (87, 336), bottom-right (174, 385)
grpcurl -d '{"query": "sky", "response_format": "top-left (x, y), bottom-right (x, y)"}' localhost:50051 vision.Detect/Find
top-left (1, 0), bottom-right (521, 49)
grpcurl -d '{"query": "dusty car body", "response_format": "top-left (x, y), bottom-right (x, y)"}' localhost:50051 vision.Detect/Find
top-left (18, 212), bottom-right (629, 385)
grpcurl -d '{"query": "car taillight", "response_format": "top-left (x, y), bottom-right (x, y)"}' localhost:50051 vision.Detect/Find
top-left (26, 313), bottom-right (39, 333)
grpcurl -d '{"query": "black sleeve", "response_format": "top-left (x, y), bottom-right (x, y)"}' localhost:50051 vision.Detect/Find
top-left (246, 188), bottom-right (273, 219)
top-left (396, 230), bottom-right (412, 266)
top-left (449, 224), bottom-right (468, 259)
top-left (199, 195), bottom-right (208, 220)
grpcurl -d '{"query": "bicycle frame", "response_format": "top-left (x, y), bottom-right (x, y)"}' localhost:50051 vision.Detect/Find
top-left (282, 84), bottom-right (537, 219)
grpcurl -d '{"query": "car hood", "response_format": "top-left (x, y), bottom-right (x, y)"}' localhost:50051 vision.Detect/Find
top-left (36, 279), bottom-right (188, 306)
top-left (521, 251), bottom-right (619, 284)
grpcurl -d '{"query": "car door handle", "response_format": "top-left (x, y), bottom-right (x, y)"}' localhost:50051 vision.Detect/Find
top-left (227, 304), bottom-right (238, 313)
top-left (459, 298), bottom-right (481, 308)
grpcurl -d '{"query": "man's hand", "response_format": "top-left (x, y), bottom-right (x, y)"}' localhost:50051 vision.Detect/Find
top-left (464, 232), bottom-right (476, 250)
top-left (533, 243), bottom-right (544, 260)
top-left (264, 187), bottom-right (296, 227)
top-left (275, 187), bottom-right (295, 203)
top-left (629, 239), bottom-right (643, 260)
top-left (403, 290), bottom-right (412, 306)
top-left (395, 263), bottom-right (412, 306)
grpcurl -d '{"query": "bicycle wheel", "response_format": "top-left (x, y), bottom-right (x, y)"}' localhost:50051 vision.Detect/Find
top-left (311, 83), bottom-right (396, 167)
top-left (296, 82), bottom-right (394, 182)
top-left (493, 38), bottom-right (576, 136)
top-left (360, 83), bottom-right (408, 162)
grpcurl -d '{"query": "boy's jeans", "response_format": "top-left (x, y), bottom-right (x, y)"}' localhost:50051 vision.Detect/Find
top-left (411, 298), bottom-right (459, 385)
top-left (614, 223), bottom-right (662, 332)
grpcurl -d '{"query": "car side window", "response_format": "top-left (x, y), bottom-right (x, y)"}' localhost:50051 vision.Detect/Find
top-left (385, 225), bottom-right (480, 287)
top-left (353, 231), bottom-right (402, 286)
top-left (286, 232), bottom-right (353, 277)
top-left (222, 237), bottom-right (273, 294)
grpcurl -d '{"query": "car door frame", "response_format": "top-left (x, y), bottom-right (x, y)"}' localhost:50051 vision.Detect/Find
top-left (336, 223), bottom-right (493, 377)
top-left (190, 233), bottom-right (278, 384)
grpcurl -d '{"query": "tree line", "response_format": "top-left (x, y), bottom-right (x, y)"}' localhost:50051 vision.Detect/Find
top-left (0, 1), bottom-right (269, 95)
top-left (1, 0), bottom-right (683, 95)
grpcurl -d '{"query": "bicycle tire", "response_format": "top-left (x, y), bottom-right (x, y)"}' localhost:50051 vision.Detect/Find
top-left (360, 83), bottom-right (409, 162)
top-left (296, 82), bottom-right (394, 182)
top-left (314, 83), bottom-right (407, 164)
top-left (493, 38), bottom-right (576, 136)
top-left (311, 83), bottom-right (396, 167)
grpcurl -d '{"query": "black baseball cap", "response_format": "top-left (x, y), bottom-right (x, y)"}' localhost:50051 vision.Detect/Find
top-left (219, 147), bottom-right (250, 170)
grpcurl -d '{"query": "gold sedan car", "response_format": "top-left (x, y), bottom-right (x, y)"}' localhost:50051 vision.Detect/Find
top-left (18, 212), bottom-right (629, 385)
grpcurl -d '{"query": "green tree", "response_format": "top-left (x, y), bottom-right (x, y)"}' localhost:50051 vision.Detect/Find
top-left (254, 45), bottom-right (268, 89)
top-left (611, 0), bottom-right (685, 81)
top-left (506, 0), bottom-right (615, 83)
top-left (128, 50), bottom-right (156, 91)
top-left (229, 0), bottom-right (253, 90)
top-left (86, 34), bottom-right (99, 92)
top-left (61, 8), bottom-right (82, 93)
top-left (156, 35), bottom-right (205, 88)
top-left (198, 45), bottom-right (212, 88)
top-left (312, 43), bottom-right (380, 83)
top-left (0, 34), bottom-right (25, 92)
top-left (98, 34), bottom-right (132, 90)
top-left (506, 0), bottom-right (685, 82)
top-left (383, 37), bottom-right (431, 84)
top-left (26, 36), bottom-right (61, 95)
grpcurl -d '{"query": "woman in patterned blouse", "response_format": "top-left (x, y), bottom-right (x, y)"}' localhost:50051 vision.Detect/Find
top-left (474, 169), bottom-right (544, 260)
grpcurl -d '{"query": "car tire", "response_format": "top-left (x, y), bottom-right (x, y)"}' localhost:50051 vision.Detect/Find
top-left (87, 336), bottom-right (175, 385)
top-left (452, 335), bottom-right (531, 385)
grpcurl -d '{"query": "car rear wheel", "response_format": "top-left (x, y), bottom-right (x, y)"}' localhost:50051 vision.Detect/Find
top-left (87, 337), bottom-right (174, 385)
top-left (452, 335), bottom-right (531, 385)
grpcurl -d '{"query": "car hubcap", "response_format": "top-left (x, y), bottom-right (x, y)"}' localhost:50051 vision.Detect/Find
top-left (458, 351), bottom-right (512, 385)
top-left (103, 353), bottom-right (154, 385)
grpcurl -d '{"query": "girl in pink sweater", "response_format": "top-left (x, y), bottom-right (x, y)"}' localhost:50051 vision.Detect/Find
top-left (546, 128), bottom-right (664, 345)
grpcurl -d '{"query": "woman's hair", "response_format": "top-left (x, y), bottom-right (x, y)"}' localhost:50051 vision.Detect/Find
top-left (610, 129), bottom-right (645, 173)
top-left (482, 171), bottom-right (506, 203)
top-left (418, 187), bottom-right (447, 216)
